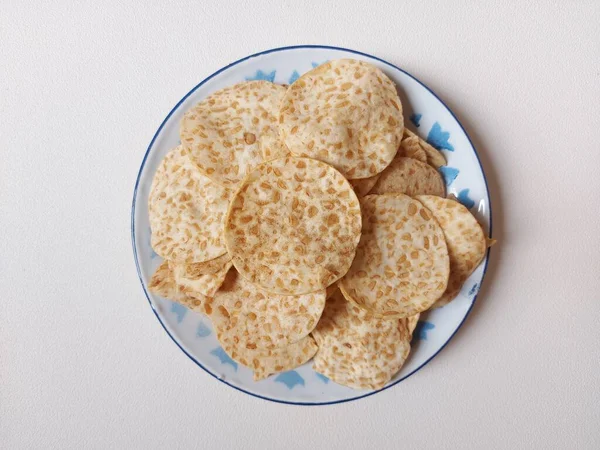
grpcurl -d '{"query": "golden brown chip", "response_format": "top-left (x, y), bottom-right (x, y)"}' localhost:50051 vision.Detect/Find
top-left (407, 314), bottom-right (420, 337)
top-left (349, 174), bottom-right (382, 197)
top-left (262, 142), bottom-right (291, 161)
top-left (170, 253), bottom-right (233, 297)
top-left (279, 59), bottom-right (403, 179)
top-left (148, 261), bottom-right (206, 313)
top-left (369, 157), bottom-right (445, 197)
top-left (399, 135), bottom-right (427, 163)
top-left (339, 194), bottom-right (449, 318)
top-left (211, 270), bottom-right (326, 350)
top-left (181, 81), bottom-right (287, 188)
top-left (224, 157), bottom-right (362, 295)
top-left (404, 129), bottom-right (447, 168)
top-left (415, 195), bottom-right (487, 308)
top-left (207, 299), bottom-right (318, 380)
top-left (148, 146), bottom-right (230, 263)
top-left (312, 290), bottom-right (412, 390)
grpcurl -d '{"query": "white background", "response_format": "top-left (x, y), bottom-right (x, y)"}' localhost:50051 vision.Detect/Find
top-left (2, 1), bottom-right (599, 449)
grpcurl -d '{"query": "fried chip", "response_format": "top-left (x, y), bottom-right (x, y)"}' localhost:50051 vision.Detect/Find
top-left (349, 174), bottom-right (381, 197)
top-left (407, 313), bottom-right (420, 337)
top-left (369, 157), bottom-right (445, 197)
top-left (181, 81), bottom-right (287, 188)
top-left (279, 59), bottom-right (403, 179)
top-left (415, 195), bottom-right (487, 308)
top-left (148, 146), bottom-right (230, 263)
top-left (171, 253), bottom-right (232, 298)
top-left (261, 142), bottom-right (291, 161)
top-left (224, 157), bottom-right (362, 295)
top-left (399, 135), bottom-right (427, 163)
top-left (148, 261), bottom-right (206, 313)
top-left (339, 194), bottom-right (449, 318)
top-left (211, 270), bottom-right (326, 350)
top-left (206, 299), bottom-right (317, 380)
top-left (312, 290), bottom-right (412, 390)
top-left (250, 336), bottom-right (318, 381)
top-left (404, 129), bottom-right (447, 168)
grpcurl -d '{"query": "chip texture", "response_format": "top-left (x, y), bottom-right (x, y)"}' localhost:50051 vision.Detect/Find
top-left (181, 81), bottom-right (287, 187)
top-left (148, 261), bottom-right (206, 312)
top-left (404, 129), bottom-right (446, 168)
top-left (171, 253), bottom-right (233, 297)
top-left (149, 146), bottom-right (230, 263)
top-left (261, 142), bottom-right (291, 161)
top-left (370, 157), bottom-right (445, 197)
top-left (349, 174), bottom-right (381, 197)
top-left (340, 194), bottom-right (449, 318)
top-left (279, 59), bottom-right (403, 179)
top-left (415, 195), bottom-right (486, 308)
top-left (211, 270), bottom-right (326, 350)
top-left (399, 135), bottom-right (427, 163)
top-left (407, 313), bottom-right (420, 337)
top-left (312, 290), bottom-right (412, 390)
top-left (225, 157), bottom-right (362, 295)
top-left (207, 298), bottom-right (318, 380)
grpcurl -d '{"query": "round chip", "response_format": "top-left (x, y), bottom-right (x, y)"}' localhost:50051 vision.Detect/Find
top-left (149, 146), bottom-right (230, 263)
top-left (415, 195), bottom-right (487, 308)
top-left (171, 253), bottom-right (233, 298)
top-left (235, 335), bottom-right (318, 381)
top-left (339, 194), bottom-right (450, 318)
top-left (180, 81), bottom-right (287, 188)
top-left (312, 290), bottom-right (412, 390)
top-left (224, 157), bottom-right (362, 295)
top-left (206, 295), bottom-right (318, 380)
top-left (211, 269), bottom-right (326, 350)
top-left (349, 173), bottom-right (381, 197)
top-left (369, 157), bottom-right (445, 197)
top-left (279, 59), bottom-right (404, 180)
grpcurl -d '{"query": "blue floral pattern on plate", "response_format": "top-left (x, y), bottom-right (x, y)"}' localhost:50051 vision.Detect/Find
top-left (275, 371), bottom-right (305, 389)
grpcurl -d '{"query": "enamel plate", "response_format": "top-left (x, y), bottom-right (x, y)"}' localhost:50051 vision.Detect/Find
top-left (131, 45), bottom-right (492, 405)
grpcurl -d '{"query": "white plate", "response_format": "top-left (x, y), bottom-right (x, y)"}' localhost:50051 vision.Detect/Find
top-left (131, 45), bottom-right (492, 405)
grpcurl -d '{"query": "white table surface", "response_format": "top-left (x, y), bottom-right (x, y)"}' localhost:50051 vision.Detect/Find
top-left (2, 1), bottom-right (599, 449)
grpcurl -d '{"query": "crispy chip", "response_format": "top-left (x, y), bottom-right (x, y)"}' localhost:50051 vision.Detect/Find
top-left (369, 157), bottom-right (445, 197)
top-left (171, 253), bottom-right (232, 297)
top-left (340, 194), bottom-right (449, 318)
top-left (399, 135), bottom-right (427, 163)
top-left (407, 314), bottom-right (420, 337)
top-left (251, 336), bottom-right (318, 381)
top-left (262, 142), bottom-right (291, 161)
top-left (280, 59), bottom-right (403, 179)
top-left (404, 129), bottom-right (447, 168)
top-left (207, 298), bottom-right (318, 380)
top-left (312, 290), bottom-right (411, 390)
top-left (148, 261), bottom-right (206, 313)
top-left (349, 174), bottom-right (381, 197)
top-left (181, 81), bottom-right (287, 188)
top-left (224, 157), bottom-right (362, 295)
top-left (415, 195), bottom-right (487, 308)
top-left (149, 146), bottom-right (230, 263)
top-left (211, 270), bottom-right (325, 350)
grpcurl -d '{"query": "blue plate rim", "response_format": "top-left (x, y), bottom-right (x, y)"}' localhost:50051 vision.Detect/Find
top-left (131, 44), bottom-right (493, 406)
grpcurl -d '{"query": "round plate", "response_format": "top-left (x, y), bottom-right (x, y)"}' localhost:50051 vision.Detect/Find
top-left (131, 45), bottom-right (492, 405)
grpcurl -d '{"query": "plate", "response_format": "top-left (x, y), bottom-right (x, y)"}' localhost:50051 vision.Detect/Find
top-left (131, 45), bottom-right (492, 405)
